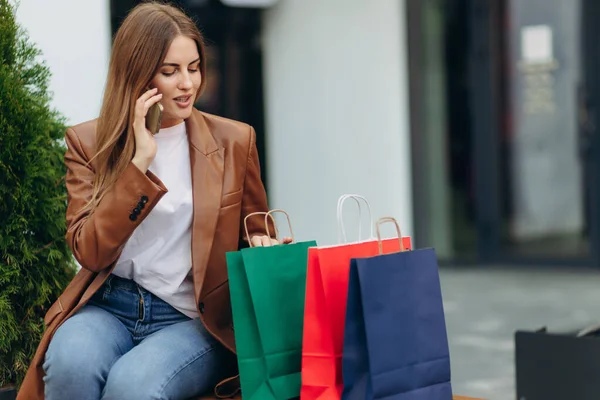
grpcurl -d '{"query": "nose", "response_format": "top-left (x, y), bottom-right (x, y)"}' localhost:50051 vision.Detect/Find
top-left (178, 71), bottom-right (193, 91)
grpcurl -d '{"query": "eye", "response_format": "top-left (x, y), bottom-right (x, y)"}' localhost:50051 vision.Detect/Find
top-left (161, 70), bottom-right (176, 77)
top-left (188, 68), bottom-right (198, 73)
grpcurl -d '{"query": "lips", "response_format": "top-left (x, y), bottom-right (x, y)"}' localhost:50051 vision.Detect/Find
top-left (174, 94), bottom-right (192, 103)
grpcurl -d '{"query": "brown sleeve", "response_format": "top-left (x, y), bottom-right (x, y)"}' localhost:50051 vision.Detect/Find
top-left (239, 126), bottom-right (276, 242)
top-left (64, 128), bottom-right (168, 272)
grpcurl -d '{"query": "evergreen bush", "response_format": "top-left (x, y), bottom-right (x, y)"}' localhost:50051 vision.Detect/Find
top-left (0, 0), bottom-right (76, 388)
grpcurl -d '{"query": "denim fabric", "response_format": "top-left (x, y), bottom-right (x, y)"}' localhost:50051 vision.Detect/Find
top-left (43, 274), bottom-right (235, 400)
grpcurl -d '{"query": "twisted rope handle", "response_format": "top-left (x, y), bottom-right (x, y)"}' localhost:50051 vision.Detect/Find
top-left (337, 194), bottom-right (374, 243)
top-left (375, 216), bottom-right (406, 254)
top-left (264, 209), bottom-right (295, 244)
top-left (243, 212), bottom-right (280, 247)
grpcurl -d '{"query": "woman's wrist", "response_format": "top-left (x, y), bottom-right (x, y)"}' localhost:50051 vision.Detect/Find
top-left (131, 155), bottom-right (151, 173)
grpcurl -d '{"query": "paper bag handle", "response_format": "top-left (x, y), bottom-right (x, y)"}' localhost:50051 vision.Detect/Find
top-left (375, 216), bottom-right (406, 254)
top-left (265, 209), bottom-right (295, 244)
top-left (243, 212), bottom-right (279, 248)
top-left (243, 209), bottom-right (295, 247)
top-left (337, 194), bottom-right (375, 243)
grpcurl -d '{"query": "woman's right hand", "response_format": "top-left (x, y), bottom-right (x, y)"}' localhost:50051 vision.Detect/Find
top-left (132, 88), bottom-right (163, 173)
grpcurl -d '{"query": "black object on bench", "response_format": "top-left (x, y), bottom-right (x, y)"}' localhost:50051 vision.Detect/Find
top-left (515, 325), bottom-right (600, 400)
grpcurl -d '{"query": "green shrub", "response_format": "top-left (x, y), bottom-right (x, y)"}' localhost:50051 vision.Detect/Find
top-left (0, 0), bottom-right (76, 387)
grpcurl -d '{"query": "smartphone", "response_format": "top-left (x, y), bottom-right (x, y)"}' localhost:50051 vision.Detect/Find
top-left (145, 102), bottom-right (163, 135)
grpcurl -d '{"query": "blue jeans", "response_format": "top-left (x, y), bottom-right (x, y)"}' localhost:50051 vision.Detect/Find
top-left (43, 274), bottom-right (235, 400)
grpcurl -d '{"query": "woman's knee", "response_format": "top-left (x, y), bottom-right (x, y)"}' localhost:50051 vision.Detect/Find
top-left (102, 366), bottom-right (166, 400)
top-left (43, 306), bottom-right (132, 381)
top-left (101, 343), bottom-right (225, 400)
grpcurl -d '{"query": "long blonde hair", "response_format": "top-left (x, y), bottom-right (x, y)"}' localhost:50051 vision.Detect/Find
top-left (85, 1), bottom-right (206, 214)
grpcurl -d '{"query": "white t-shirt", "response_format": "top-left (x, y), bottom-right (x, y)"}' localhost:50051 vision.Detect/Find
top-left (113, 121), bottom-right (197, 318)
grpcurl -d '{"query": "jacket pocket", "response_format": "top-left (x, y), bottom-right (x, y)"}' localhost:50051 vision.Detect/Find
top-left (44, 298), bottom-right (64, 327)
top-left (221, 188), bottom-right (243, 208)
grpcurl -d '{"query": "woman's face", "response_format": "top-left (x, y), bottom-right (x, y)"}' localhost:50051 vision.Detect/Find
top-left (150, 35), bottom-right (202, 128)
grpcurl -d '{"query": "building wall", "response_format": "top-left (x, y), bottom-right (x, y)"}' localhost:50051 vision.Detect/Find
top-left (262, 0), bottom-right (413, 245)
top-left (15, 0), bottom-right (111, 126)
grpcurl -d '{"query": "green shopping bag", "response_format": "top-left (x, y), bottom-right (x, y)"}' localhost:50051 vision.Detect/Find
top-left (227, 209), bottom-right (317, 400)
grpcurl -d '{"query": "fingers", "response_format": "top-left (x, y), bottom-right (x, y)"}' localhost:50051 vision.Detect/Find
top-left (250, 235), bottom-right (294, 247)
top-left (144, 94), bottom-right (163, 111)
top-left (140, 87), bottom-right (158, 101)
top-left (261, 236), bottom-right (274, 247)
top-left (135, 89), bottom-right (162, 122)
top-left (250, 236), bottom-right (263, 248)
top-left (250, 235), bottom-right (277, 247)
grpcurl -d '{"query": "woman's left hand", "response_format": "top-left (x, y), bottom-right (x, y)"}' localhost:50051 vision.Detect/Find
top-left (250, 235), bottom-right (293, 247)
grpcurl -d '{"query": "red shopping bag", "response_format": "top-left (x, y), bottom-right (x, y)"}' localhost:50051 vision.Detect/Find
top-left (300, 195), bottom-right (412, 399)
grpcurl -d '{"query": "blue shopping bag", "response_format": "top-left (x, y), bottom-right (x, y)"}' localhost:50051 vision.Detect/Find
top-left (342, 217), bottom-right (452, 400)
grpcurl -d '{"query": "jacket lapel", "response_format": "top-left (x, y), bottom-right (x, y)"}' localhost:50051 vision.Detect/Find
top-left (186, 110), bottom-right (224, 306)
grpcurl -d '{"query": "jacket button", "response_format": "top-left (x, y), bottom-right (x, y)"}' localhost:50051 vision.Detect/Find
top-left (140, 195), bottom-right (149, 204)
top-left (132, 207), bottom-right (141, 215)
top-left (129, 213), bottom-right (137, 221)
top-left (199, 302), bottom-right (205, 314)
top-left (137, 201), bottom-right (145, 210)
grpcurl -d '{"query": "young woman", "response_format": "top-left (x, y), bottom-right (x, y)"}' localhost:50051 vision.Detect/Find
top-left (17, 2), bottom-right (289, 399)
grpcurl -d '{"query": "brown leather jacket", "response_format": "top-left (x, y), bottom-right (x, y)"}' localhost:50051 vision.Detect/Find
top-left (17, 109), bottom-right (272, 400)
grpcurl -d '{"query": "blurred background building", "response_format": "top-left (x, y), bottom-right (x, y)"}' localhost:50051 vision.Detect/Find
top-left (409, 0), bottom-right (600, 268)
top-left (14, 0), bottom-right (600, 267)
